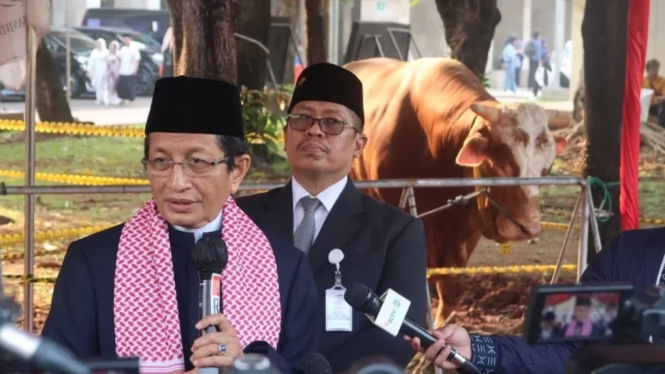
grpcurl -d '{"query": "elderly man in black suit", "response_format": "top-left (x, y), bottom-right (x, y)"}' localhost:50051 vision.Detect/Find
top-left (42, 77), bottom-right (320, 374)
top-left (236, 63), bottom-right (429, 373)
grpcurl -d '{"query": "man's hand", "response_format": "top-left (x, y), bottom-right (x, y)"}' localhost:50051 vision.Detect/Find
top-left (404, 324), bottom-right (472, 371)
top-left (190, 313), bottom-right (244, 369)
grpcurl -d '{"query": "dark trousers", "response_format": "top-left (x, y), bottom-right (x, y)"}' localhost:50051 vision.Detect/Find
top-left (515, 55), bottom-right (524, 86)
top-left (117, 75), bottom-right (136, 101)
top-left (528, 59), bottom-right (539, 88)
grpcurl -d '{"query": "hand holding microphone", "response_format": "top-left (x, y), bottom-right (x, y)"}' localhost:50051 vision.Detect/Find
top-left (191, 313), bottom-right (244, 368)
top-left (405, 324), bottom-right (473, 372)
top-left (344, 282), bottom-right (480, 374)
top-left (191, 237), bottom-right (244, 371)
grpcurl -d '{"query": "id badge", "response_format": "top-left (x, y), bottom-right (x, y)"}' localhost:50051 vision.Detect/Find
top-left (325, 285), bottom-right (353, 332)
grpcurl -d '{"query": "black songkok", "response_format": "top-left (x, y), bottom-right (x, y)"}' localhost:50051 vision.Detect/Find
top-left (288, 62), bottom-right (364, 123)
top-left (145, 76), bottom-right (244, 139)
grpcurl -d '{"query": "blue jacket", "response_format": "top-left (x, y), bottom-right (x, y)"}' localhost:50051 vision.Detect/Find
top-left (466, 227), bottom-right (665, 374)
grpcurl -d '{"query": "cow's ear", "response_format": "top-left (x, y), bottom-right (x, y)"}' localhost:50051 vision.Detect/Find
top-left (470, 102), bottom-right (502, 124)
top-left (554, 135), bottom-right (567, 156)
top-left (456, 132), bottom-right (489, 167)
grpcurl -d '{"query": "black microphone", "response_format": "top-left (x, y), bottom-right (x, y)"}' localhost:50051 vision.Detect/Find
top-left (347, 357), bottom-right (405, 374)
top-left (344, 282), bottom-right (480, 374)
top-left (0, 295), bottom-right (90, 374)
top-left (192, 236), bottom-right (229, 374)
top-left (226, 354), bottom-right (282, 374)
top-left (302, 353), bottom-right (333, 374)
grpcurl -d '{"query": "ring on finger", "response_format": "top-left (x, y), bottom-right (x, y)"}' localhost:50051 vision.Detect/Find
top-left (218, 343), bottom-right (227, 356)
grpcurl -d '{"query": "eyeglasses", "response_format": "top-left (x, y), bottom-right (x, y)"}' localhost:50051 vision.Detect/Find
top-left (141, 156), bottom-right (230, 176)
top-left (286, 113), bottom-right (358, 135)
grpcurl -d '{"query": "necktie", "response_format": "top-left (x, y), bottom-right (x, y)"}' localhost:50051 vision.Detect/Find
top-left (294, 196), bottom-right (321, 254)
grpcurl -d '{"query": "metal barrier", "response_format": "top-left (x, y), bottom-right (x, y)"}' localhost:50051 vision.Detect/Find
top-left (0, 176), bottom-right (602, 332)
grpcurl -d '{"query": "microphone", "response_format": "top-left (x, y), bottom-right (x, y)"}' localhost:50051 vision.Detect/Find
top-left (344, 283), bottom-right (480, 374)
top-left (0, 296), bottom-right (90, 374)
top-left (302, 353), bottom-right (333, 374)
top-left (192, 236), bottom-right (229, 374)
top-left (226, 354), bottom-right (282, 374)
top-left (347, 357), bottom-right (405, 374)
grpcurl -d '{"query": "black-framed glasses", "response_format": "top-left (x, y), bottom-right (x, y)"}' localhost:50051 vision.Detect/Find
top-left (141, 156), bottom-right (230, 176)
top-left (286, 113), bottom-right (358, 135)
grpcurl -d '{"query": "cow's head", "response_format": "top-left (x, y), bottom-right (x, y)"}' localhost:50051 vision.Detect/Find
top-left (454, 102), bottom-right (566, 241)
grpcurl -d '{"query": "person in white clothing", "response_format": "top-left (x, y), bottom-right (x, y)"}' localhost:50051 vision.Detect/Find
top-left (87, 38), bottom-right (109, 104)
top-left (106, 41), bottom-right (121, 106)
top-left (116, 35), bottom-right (141, 105)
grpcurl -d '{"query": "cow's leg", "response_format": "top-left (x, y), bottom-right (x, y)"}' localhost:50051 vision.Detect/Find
top-left (433, 275), bottom-right (462, 327)
top-left (432, 236), bottom-right (481, 328)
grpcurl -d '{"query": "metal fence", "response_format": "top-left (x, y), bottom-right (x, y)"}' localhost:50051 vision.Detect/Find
top-left (1, 176), bottom-right (602, 333)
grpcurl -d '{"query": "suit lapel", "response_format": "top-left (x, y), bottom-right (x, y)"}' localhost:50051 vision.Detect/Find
top-left (308, 181), bottom-right (364, 275)
top-left (259, 181), bottom-right (295, 243)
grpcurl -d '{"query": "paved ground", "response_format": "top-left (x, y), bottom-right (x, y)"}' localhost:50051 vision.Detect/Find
top-left (0, 96), bottom-right (152, 125)
top-left (0, 88), bottom-right (573, 125)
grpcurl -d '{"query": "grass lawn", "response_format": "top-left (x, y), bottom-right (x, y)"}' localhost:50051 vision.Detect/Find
top-left (0, 131), bottom-right (291, 239)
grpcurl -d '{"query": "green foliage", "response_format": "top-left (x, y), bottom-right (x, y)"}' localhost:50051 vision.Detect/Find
top-left (239, 85), bottom-right (292, 162)
top-left (480, 73), bottom-right (490, 88)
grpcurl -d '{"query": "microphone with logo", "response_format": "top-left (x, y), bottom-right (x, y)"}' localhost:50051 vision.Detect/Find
top-left (344, 282), bottom-right (480, 374)
top-left (192, 236), bottom-right (229, 374)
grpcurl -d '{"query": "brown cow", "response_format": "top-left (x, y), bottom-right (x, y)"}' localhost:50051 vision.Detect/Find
top-left (344, 57), bottom-right (566, 325)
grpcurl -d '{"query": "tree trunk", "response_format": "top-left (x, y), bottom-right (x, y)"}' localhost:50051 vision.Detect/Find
top-left (434, 0), bottom-right (501, 81)
top-left (236, 0), bottom-right (271, 90)
top-left (167, 0), bottom-right (238, 84)
top-left (582, 0), bottom-right (628, 258)
top-left (305, 0), bottom-right (328, 65)
top-left (35, 38), bottom-right (74, 123)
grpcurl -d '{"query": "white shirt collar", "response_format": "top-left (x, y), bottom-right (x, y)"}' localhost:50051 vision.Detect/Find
top-left (172, 210), bottom-right (223, 243)
top-left (291, 176), bottom-right (348, 212)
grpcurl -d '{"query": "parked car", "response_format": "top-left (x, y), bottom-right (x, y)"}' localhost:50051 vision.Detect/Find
top-left (0, 84), bottom-right (25, 101)
top-left (0, 30), bottom-right (94, 100)
top-left (43, 29), bottom-right (95, 98)
top-left (81, 8), bottom-right (170, 44)
top-left (75, 26), bottom-right (163, 96)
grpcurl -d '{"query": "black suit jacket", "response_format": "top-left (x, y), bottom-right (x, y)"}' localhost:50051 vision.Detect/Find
top-left (41, 223), bottom-right (320, 374)
top-left (236, 179), bottom-right (428, 373)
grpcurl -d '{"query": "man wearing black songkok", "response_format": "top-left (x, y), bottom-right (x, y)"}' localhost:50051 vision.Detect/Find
top-left (42, 76), bottom-right (319, 374)
top-left (237, 63), bottom-right (429, 372)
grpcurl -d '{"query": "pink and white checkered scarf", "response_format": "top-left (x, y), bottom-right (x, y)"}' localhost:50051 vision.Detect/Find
top-left (113, 196), bottom-right (282, 373)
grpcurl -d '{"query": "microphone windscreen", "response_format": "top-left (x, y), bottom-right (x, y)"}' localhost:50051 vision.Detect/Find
top-left (302, 353), bottom-right (333, 374)
top-left (192, 236), bottom-right (227, 274)
top-left (347, 357), bottom-right (404, 374)
top-left (344, 282), bottom-right (373, 312)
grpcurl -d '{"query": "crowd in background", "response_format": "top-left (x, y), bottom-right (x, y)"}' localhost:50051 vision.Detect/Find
top-left (502, 30), bottom-right (551, 98)
top-left (86, 34), bottom-right (142, 106)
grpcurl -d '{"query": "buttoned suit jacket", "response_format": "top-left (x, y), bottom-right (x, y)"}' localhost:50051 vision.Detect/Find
top-left (236, 179), bottom-right (429, 374)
